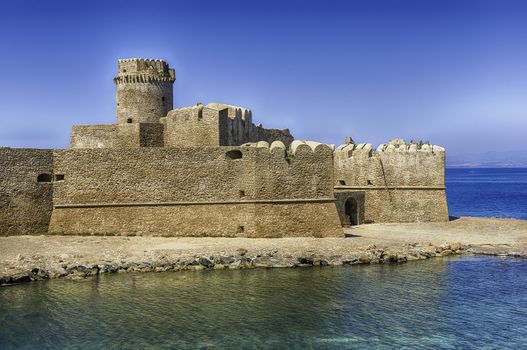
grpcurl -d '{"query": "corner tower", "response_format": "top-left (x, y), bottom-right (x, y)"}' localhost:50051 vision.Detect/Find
top-left (114, 58), bottom-right (175, 124)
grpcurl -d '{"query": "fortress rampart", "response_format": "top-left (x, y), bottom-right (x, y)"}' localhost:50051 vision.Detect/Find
top-left (49, 144), bottom-right (341, 237)
top-left (0, 57), bottom-right (448, 237)
top-left (333, 140), bottom-right (448, 224)
top-left (0, 148), bottom-right (54, 235)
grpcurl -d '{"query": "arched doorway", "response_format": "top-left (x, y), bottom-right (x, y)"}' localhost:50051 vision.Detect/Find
top-left (344, 198), bottom-right (358, 226)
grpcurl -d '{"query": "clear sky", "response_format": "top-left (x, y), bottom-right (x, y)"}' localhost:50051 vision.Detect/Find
top-left (0, 0), bottom-right (526, 162)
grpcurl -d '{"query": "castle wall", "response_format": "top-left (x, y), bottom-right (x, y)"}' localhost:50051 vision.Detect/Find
top-left (71, 125), bottom-right (118, 148)
top-left (163, 103), bottom-right (294, 148)
top-left (333, 142), bottom-right (448, 223)
top-left (71, 124), bottom-right (164, 148)
top-left (207, 103), bottom-right (294, 147)
top-left (0, 148), bottom-right (54, 235)
top-left (49, 144), bottom-right (342, 237)
top-left (249, 125), bottom-right (294, 148)
top-left (140, 123), bottom-right (164, 147)
top-left (163, 106), bottom-right (229, 147)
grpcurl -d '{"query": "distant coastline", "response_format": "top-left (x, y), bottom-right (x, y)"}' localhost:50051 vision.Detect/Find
top-left (447, 150), bottom-right (527, 168)
top-left (447, 165), bottom-right (527, 168)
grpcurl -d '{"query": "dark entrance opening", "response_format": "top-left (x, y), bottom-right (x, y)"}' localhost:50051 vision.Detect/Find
top-left (37, 173), bottom-right (52, 183)
top-left (344, 198), bottom-right (358, 226)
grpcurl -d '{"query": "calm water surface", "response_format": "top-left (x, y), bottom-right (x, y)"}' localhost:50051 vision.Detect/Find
top-left (446, 168), bottom-right (527, 220)
top-left (1, 256), bottom-right (527, 349)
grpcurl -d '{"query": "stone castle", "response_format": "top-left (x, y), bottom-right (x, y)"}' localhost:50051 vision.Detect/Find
top-left (0, 58), bottom-right (448, 237)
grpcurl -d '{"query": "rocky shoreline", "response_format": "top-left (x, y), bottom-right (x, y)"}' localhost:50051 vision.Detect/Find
top-left (1, 242), bottom-right (469, 285)
top-left (2, 217), bottom-right (526, 286)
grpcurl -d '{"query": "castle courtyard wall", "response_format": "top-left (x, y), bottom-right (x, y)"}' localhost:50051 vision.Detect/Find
top-left (0, 148), bottom-right (54, 235)
top-left (49, 145), bottom-right (342, 237)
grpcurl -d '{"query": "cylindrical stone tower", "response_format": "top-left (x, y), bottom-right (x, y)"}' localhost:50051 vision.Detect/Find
top-left (114, 58), bottom-right (175, 124)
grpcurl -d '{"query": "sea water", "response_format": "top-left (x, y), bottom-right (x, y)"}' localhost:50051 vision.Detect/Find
top-left (1, 257), bottom-right (527, 349)
top-left (446, 168), bottom-right (527, 220)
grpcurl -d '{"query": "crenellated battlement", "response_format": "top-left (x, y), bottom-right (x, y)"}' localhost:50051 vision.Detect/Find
top-left (114, 58), bottom-right (175, 84)
top-left (114, 75), bottom-right (175, 84)
top-left (334, 139), bottom-right (444, 159)
top-left (375, 141), bottom-right (444, 154)
top-left (206, 103), bottom-right (252, 121)
top-left (335, 143), bottom-right (373, 158)
top-left (242, 139), bottom-right (333, 157)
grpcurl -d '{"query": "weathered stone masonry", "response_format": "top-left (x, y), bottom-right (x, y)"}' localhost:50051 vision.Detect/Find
top-left (0, 148), bottom-right (54, 235)
top-left (0, 58), bottom-right (448, 237)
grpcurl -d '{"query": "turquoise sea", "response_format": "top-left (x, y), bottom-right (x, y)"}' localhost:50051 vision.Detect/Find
top-left (0, 168), bottom-right (526, 349)
top-left (1, 257), bottom-right (526, 349)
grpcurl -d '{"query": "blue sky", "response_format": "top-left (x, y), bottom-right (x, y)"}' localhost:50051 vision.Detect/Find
top-left (0, 0), bottom-right (526, 161)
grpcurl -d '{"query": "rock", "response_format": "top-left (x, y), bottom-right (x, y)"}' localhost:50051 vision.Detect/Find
top-left (198, 257), bottom-right (214, 268)
top-left (59, 253), bottom-right (70, 260)
top-left (440, 243), bottom-right (450, 250)
top-left (10, 274), bottom-right (31, 284)
top-left (56, 267), bottom-right (68, 277)
top-left (298, 257), bottom-right (314, 265)
top-left (239, 256), bottom-right (253, 268)
top-left (342, 257), bottom-right (360, 265)
top-left (28, 267), bottom-right (49, 280)
top-left (418, 249), bottom-right (436, 258)
top-left (430, 245), bottom-right (442, 253)
top-left (228, 260), bottom-right (241, 269)
top-left (236, 248), bottom-right (248, 256)
top-left (187, 259), bottom-right (200, 266)
top-left (253, 256), bottom-right (273, 267)
top-left (450, 242), bottom-right (462, 251)
top-left (382, 252), bottom-right (398, 263)
top-left (218, 256), bottom-right (235, 265)
top-left (358, 254), bottom-right (371, 263)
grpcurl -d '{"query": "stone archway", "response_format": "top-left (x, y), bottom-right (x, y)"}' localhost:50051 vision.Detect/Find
top-left (345, 197), bottom-right (359, 226)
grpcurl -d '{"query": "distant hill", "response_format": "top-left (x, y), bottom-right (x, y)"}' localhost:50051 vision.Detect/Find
top-left (447, 150), bottom-right (527, 168)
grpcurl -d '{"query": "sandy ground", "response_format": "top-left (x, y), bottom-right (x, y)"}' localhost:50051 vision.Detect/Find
top-left (1, 217), bottom-right (526, 284)
top-left (351, 216), bottom-right (527, 247)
